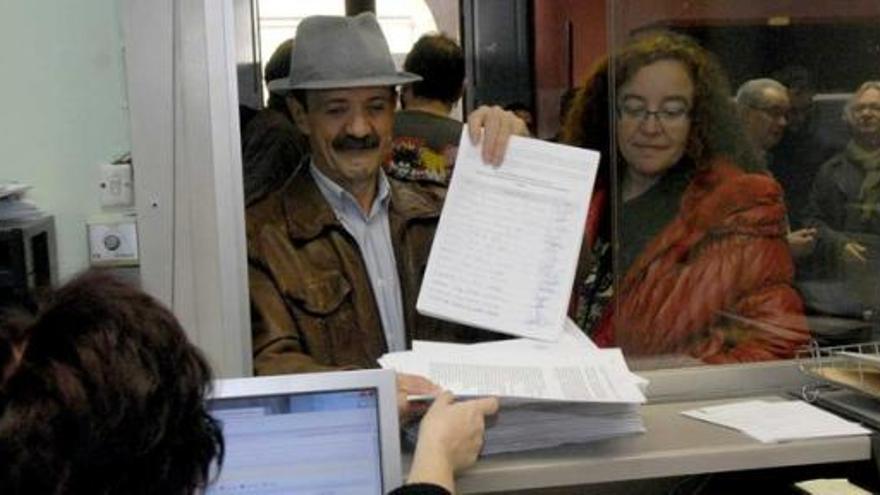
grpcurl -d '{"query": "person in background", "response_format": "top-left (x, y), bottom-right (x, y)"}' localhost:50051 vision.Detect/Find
top-left (0, 270), bottom-right (498, 495)
top-left (736, 78), bottom-right (817, 260)
top-left (241, 38), bottom-right (310, 206)
top-left (771, 65), bottom-right (841, 228)
top-left (736, 78), bottom-right (791, 166)
top-left (247, 14), bottom-right (525, 392)
top-left (389, 33), bottom-right (466, 185)
top-left (805, 81), bottom-right (880, 272)
top-left (564, 31), bottom-right (809, 364)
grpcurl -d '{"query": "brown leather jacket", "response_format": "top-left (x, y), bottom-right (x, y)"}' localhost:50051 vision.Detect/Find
top-left (247, 164), bottom-right (495, 375)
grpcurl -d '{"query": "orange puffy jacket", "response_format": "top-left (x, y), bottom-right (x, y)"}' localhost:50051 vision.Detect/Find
top-left (593, 159), bottom-right (810, 363)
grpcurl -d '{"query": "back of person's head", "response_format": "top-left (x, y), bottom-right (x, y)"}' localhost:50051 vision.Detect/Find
top-left (404, 33), bottom-right (465, 105)
top-left (772, 65), bottom-right (815, 132)
top-left (563, 30), bottom-right (761, 173)
top-left (735, 78), bottom-right (788, 108)
top-left (771, 65), bottom-right (813, 95)
top-left (0, 271), bottom-right (223, 494)
top-left (265, 38), bottom-right (295, 114)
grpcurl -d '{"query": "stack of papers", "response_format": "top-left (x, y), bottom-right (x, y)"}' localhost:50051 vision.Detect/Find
top-left (682, 400), bottom-right (871, 443)
top-left (0, 182), bottom-right (43, 222)
top-left (381, 320), bottom-right (648, 454)
top-left (392, 130), bottom-right (644, 453)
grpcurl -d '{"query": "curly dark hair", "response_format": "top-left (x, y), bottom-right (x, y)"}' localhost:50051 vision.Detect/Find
top-left (0, 270), bottom-right (223, 494)
top-left (562, 30), bottom-right (761, 174)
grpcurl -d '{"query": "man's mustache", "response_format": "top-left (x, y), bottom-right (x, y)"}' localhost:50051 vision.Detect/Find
top-left (332, 134), bottom-right (380, 151)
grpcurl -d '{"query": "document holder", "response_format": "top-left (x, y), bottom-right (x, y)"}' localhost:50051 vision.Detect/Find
top-left (798, 341), bottom-right (880, 400)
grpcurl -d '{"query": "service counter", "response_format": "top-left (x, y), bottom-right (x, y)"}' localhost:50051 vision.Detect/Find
top-left (405, 362), bottom-right (876, 494)
top-left (452, 394), bottom-right (872, 493)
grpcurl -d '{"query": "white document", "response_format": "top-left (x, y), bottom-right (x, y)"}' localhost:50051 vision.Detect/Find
top-left (682, 400), bottom-right (871, 443)
top-left (383, 348), bottom-right (644, 404)
top-left (417, 129), bottom-right (599, 341)
top-left (413, 318), bottom-right (598, 355)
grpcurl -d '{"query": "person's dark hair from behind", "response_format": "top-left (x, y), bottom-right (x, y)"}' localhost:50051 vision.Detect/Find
top-left (403, 33), bottom-right (465, 105)
top-left (265, 38), bottom-right (295, 117)
top-left (0, 270), bottom-right (223, 494)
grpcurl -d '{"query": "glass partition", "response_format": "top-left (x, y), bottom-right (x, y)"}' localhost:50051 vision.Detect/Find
top-left (232, 0), bottom-right (880, 381)
top-left (573, 0), bottom-right (880, 370)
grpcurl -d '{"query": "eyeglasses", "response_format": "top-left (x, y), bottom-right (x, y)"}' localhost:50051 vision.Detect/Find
top-left (617, 104), bottom-right (691, 127)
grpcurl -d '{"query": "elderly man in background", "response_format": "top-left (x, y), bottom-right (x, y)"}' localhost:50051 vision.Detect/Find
top-left (736, 78), bottom-right (791, 165)
top-left (737, 78), bottom-right (817, 259)
top-left (806, 81), bottom-right (880, 268)
top-left (247, 14), bottom-right (525, 391)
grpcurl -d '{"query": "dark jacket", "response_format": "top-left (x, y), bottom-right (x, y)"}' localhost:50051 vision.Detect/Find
top-left (805, 149), bottom-right (880, 265)
top-left (247, 163), bottom-right (492, 375)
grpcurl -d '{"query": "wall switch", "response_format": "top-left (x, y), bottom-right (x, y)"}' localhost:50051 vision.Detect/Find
top-left (99, 163), bottom-right (133, 207)
top-left (87, 214), bottom-right (139, 266)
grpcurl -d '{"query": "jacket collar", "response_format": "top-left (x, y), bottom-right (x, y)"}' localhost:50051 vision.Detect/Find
top-left (282, 156), bottom-right (442, 241)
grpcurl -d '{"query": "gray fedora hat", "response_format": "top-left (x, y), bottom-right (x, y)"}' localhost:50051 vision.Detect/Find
top-left (268, 13), bottom-right (421, 92)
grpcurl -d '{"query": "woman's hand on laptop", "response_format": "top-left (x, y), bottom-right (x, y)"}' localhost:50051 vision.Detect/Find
top-left (396, 372), bottom-right (441, 423)
top-left (406, 392), bottom-right (500, 493)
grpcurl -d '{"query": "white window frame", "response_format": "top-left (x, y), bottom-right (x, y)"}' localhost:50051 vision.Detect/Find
top-left (122, 0), bottom-right (252, 378)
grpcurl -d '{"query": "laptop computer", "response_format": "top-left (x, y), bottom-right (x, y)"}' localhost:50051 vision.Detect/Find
top-left (206, 369), bottom-right (402, 495)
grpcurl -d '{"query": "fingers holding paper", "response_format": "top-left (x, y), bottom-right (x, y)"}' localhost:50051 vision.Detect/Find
top-left (396, 372), bottom-right (442, 423)
top-left (466, 105), bottom-right (530, 165)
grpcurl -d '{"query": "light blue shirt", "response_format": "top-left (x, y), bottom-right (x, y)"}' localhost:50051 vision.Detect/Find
top-left (310, 163), bottom-right (407, 352)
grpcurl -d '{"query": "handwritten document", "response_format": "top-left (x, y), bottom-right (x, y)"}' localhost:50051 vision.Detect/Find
top-left (417, 128), bottom-right (599, 341)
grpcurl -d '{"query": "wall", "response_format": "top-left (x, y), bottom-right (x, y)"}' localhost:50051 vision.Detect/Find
top-left (534, 0), bottom-right (606, 138)
top-left (1, 1), bottom-right (130, 280)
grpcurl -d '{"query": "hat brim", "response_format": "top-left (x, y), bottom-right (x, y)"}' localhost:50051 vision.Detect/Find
top-left (268, 71), bottom-right (421, 93)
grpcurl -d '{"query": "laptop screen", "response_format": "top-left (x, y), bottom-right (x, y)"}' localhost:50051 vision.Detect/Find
top-left (206, 371), bottom-right (400, 495)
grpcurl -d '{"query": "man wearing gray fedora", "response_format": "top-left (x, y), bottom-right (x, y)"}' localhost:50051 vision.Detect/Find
top-left (247, 14), bottom-right (526, 389)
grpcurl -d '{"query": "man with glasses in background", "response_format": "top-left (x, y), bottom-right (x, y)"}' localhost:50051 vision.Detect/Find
top-left (737, 78), bottom-right (818, 260)
top-left (736, 78), bottom-right (792, 166)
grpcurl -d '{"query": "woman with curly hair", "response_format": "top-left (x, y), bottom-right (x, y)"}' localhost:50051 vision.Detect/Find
top-left (565, 31), bottom-right (809, 364)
